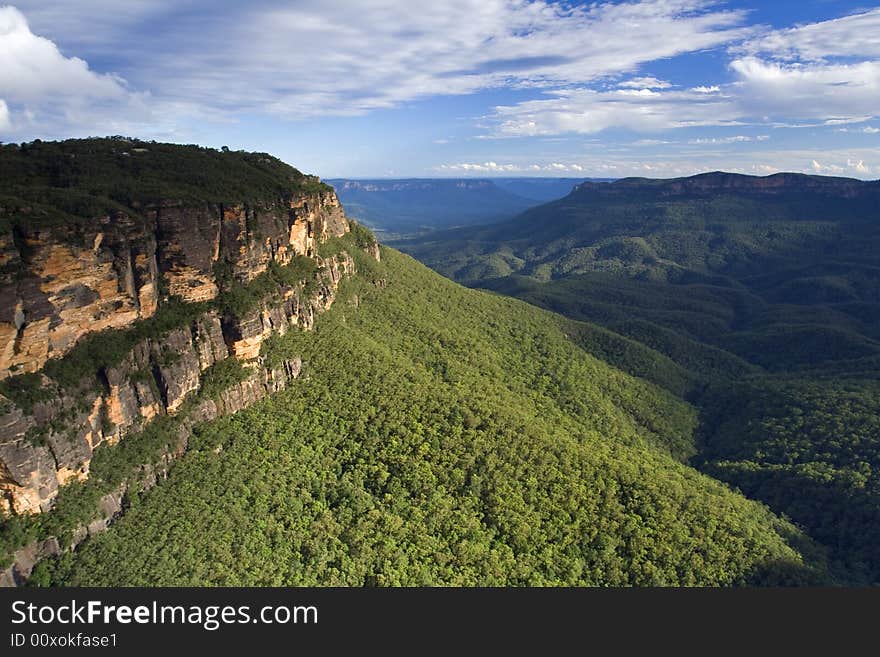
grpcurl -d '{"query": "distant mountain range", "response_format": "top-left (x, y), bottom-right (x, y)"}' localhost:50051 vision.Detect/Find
top-left (328, 177), bottom-right (612, 239)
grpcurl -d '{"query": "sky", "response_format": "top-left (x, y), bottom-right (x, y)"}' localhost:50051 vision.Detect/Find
top-left (0, 1), bottom-right (878, 179)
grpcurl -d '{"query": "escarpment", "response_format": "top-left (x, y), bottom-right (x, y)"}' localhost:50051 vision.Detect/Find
top-left (0, 216), bottom-right (360, 517)
top-left (0, 140), bottom-right (380, 550)
top-left (0, 189), bottom-right (348, 377)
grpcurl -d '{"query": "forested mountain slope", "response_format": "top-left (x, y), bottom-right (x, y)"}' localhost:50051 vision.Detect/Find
top-left (33, 246), bottom-right (827, 586)
top-left (400, 171), bottom-right (880, 583)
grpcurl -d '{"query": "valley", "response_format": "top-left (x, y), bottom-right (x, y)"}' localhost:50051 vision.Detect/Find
top-left (405, 172), bottom-right (880, 583)
top-left (0, 141), bottom-right (844, 587)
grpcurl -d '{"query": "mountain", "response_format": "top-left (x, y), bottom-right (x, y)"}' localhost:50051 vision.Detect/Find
top-left (328, 178), bottom-right (540, 239)
top-left (25, 248), bottom-right (826, 586)
top-left (491, 177), bottom-right (614, 202)
top-left (403, 171), bottom-right (880, 583)
top-left (0, 143), bottom-right (830, 586)
top-left (0, 138), bottom-right (375, 583)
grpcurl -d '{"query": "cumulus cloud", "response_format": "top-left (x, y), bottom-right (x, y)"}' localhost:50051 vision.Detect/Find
top-left (729, 57), bottom-right (880, 124)
top-left (0, 98), bottom-right (10, 131)
top-left (0, 6), bottom-right (154, 138)
top-left (0, 6), bottom-right (126, 100)
top-left (617, 77), bottom-right (671, 89)
top-left (483, 8), bottom-right (880, 138)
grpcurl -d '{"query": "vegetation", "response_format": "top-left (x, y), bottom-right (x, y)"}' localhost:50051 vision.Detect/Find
top-left (0, 137), bottom-right (331, 231)
top-left (0, 372), bottom-right (55, 414)
top-left (215, 256), bottom-right (319, 319)
top-left (406, 172), bottom-right (880, 583)
top-left (697, 378), bottom-right (880, 583)
top-left (6, 156), bottom-right (874, 587)
top-left (0, 349), bottom-right (256, 569)
top-left (29, 246), bottom-right (827, 586)
top-left (199, 359), bottom-right (250, 400)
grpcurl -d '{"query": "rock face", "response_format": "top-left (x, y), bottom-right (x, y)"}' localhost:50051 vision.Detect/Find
top-left (0, 248), bottom-right (356, 516)
top-left (0, 189), bottom-right (348, 378)
top-left (0, 174), bottom-right (369, 519)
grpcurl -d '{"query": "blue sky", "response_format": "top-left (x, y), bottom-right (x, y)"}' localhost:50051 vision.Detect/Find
top-left (1, 1), bottom-right (878, 178)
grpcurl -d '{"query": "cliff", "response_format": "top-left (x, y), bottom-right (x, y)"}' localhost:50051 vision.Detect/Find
top-left (0, 138), bottom-right (377, 519)
top-left (0, 189), bottom-right (347, 378)
top-left (0, 249), bottom-right (354, 514)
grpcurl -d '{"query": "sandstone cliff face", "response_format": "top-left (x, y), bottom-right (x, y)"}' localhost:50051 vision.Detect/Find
top-left (0, 213), bottom-right (159, 378)
top-left (0, 248), bottom-right (357, 516)
top-left (0, 190), bottom-right (348, 378)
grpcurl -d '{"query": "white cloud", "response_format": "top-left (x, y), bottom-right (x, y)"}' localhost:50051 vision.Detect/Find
top-left (739, 8), bottom-right (880, 61)
top-left (729, 57), bottom-right (880, 124)
top-left (438, 161), bottom-right (591, 174)
top-left (618, 77), bottom-right (671, 89)
top-left (488, 86), bottom-right (745, 136)
top-left (0, 6), bottom-right (154, 138)
top-left (0, 99), bottom-right (9, 131)
top-left (689, 135), bottom-right (753, 144)
top-left (438, 161), bottom-right (521, 173)
top-left (438, 146), bottom-right (878, 179)
top-left (848, 159), bottom-right (870, 174)
top-left (836, 126), bottom-right (880, 134)
top-left (4, 0), bottom-right (753, 125)
top-left (478, 6), bottom-right (880, 138)
top-left (686, 134), bottom-right (767, 145)
top-left (0, 6), bottom-right (125, 100)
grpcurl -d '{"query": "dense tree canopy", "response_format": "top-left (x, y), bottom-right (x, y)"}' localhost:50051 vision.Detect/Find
top-left (31, 247), bottom-right (826, 586)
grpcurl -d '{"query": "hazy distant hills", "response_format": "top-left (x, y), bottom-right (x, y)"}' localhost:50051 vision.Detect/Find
top-left (328, 177), bottom-right (610, 239)
top-left (490, 177), bottom-right (614, 202)
top-left (406, 171), bottom-right (880, 285)
top-left (405, 170), bottom-right (880, 377)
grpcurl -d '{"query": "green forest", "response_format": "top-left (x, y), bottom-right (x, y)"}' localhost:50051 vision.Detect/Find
top-left (0, 137), bottom-right (329, 232)
top-left (4, 149), bottom-right (877, 587)
top-left (407, 173), bottom-right (880, 583)
top-left (27, 244), bottom-right (827, 586)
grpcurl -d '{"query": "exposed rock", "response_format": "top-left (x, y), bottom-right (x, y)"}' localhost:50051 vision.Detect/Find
top-left (0, 214), bottom-right (159, 378)
top-left (152, 327), bottom-right (203, 413)
top-left (0, 537), bottom-right (60, 586)
top-left (0, 176), bottom-right (381, 584)
top-left (0, 248), bottom-right (362, 515)
top-left (0, 189), bottom-right (349, 378)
